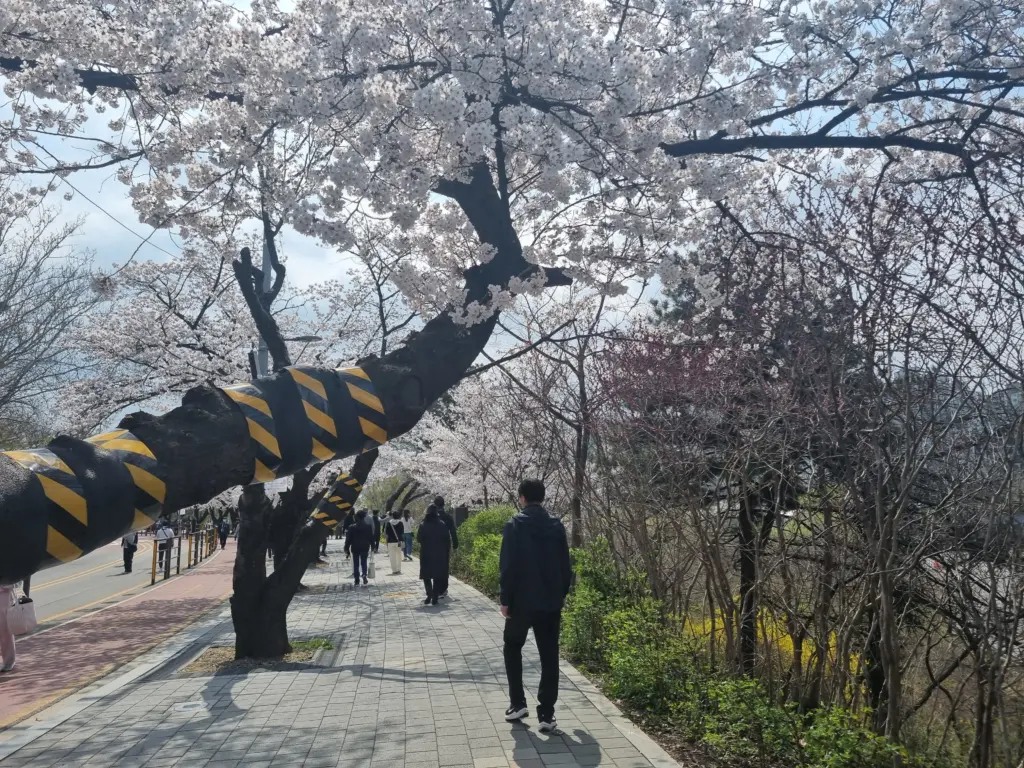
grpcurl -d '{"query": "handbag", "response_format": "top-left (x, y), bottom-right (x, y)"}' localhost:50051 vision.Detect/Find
top-left (9, 592), bottom-right (37, 636)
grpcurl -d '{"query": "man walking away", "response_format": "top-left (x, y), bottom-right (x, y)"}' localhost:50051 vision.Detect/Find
top-left (433, 496), bottom-right (459, 598)
top-left (122, 531), bottom-right (139, 573)
top-left (385, 511), bottom-right (405, 575)
top-left (371, 510), bottom-right (382, 554)
top-left (417, 505), bottom-right (451, 606)
top-left (345, 509), bottom-right (374, 586)
top-left (218, 519), bottom-right (230, 550)
top-left (500, 479), bottom-right (572, 732)
top-left (342, 510), bottom-right (356, 558)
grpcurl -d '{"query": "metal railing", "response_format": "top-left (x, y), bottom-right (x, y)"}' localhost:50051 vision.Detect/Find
top-left (151, 528), bottom-right (218, 585)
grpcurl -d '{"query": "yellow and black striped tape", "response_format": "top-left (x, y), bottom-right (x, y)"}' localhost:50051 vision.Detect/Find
top-left (311, 471), bottom-right (365, 530)
top-left (336, 367), bottom-right (388, 453)
top-left (1, 430), bottom-right (162, 575)
top-left (221, 365), bottom-right (388, 486)
top-left (221, 381), bottom-right (283, 483)
top-left (86, 429), bottom-right (166, 530)
top-left (2, 449), bottom-right (87, 564)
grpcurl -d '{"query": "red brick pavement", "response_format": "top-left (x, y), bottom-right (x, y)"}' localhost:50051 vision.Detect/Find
top-left (0, 540), bottom-right (236, 727)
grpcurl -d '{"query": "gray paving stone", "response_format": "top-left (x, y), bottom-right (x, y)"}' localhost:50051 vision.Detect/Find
top-left (0, 545), bottom-right (680, 768)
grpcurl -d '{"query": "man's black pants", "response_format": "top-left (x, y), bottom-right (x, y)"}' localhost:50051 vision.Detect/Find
top-left (123, 547), bottom-right (134, 573)
top-left (503, 610), bottom-right (561, 719)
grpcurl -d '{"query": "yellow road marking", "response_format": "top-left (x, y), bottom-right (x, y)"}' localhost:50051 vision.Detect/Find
top-left (33, 544), bottom-right (152, 590)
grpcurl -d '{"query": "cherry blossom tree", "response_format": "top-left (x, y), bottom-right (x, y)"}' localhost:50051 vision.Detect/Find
top-left (0, 181), bottom-right (100, 446)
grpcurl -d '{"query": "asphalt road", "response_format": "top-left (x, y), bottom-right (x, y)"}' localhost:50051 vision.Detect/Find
top-left (26, 538), bottom-right (155, 627)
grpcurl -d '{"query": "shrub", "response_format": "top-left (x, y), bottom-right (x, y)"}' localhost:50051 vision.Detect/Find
top-left (452, 505), bottom-right (515, 576)
top-left (803, 707), bottom-right (916, 768)
top-left (468, 533), bottom-right (502, 597)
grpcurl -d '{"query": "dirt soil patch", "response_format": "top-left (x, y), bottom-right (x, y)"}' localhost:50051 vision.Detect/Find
top-left (181, 639), bottom-right (331, 676)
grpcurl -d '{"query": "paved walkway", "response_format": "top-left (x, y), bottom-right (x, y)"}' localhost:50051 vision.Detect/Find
top-left (0, 541), bottom-right (236, 728)
top-left (0, 541), bottom-right (680, 768)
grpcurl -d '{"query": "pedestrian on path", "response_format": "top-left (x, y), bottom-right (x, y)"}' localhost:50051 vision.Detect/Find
top-left (122, 531), bottom-right (139, 573)
top-left (417, 505), bottom-right (451, 606)
top-left (217, 519), bottom-right (230, 550)
top-left (345, 509), bottom-right (374, 586)
top-left (432, 496), bottom-right (459, 598)
top-left (402, 510), bottom-right (416, 560)
top-left (384, 511), bottom-right (405, 575)
top-left (342, 510), bottom-right (356, 558)
top-left (0, 581), bottom-right (18, 672)
top-left (371, 510), bottom-right (382, 554)
top-left (500, 479), bottom-right (572, 732)
top-left (155, 519), bottom-right (174, 574)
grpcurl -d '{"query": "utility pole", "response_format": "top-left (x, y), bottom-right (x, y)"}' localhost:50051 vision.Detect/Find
top-left (256, 237), bottom-right (272, 377)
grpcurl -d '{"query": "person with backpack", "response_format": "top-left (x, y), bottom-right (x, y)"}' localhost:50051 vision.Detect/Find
top-left (345, 509), bottom-right (375, 586)
top-left (500, 479), bottom-right (572, 733)
top-left (384, 511), bottom-right (405, 575)
top-left (122, 531), bottom-right (139, 573)
top-left (417, 505), bottom-right (451, 606)
top-left (432, 496), bottom-right (459, 598)
top-left (342, 510), bottom-right (356, 559)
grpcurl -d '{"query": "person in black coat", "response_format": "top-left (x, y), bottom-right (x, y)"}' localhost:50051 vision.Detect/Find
top-left (341, 510), bottom-right (356, 557)
top-left (345, 509), bottom-right (374, 586)
top-left (371, 511), bottom-right (382, 554)
top-left (417, 505), bottom-right (451, 606)
top-left (432, 496), bottom-right (459, 598)
top-left (499, 478), bottom-right (572, 731)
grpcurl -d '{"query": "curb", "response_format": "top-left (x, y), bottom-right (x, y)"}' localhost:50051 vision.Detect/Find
top-left (0, 603), bottom-right (232, 761)
top-left (446, 572), bottom-right (682, 768)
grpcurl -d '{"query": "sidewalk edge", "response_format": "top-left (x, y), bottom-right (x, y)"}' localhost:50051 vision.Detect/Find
top-left (0, 600), bottom-right (232, 761)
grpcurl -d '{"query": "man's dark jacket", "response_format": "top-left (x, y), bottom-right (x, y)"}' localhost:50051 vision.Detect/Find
top-left (345, 511), bottom-right (375, 555)
top-left (436, 506), bottom-right (459, 550)
top-left (499, 505), bottom-right (572, 614)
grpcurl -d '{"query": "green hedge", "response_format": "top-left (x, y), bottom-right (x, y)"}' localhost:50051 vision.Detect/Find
top-left (558, 538), bottom-right (917, 768)
top-left (450, 505), bottom-right (515, 597)
top-left (454, 526), bottom-right (917, 768)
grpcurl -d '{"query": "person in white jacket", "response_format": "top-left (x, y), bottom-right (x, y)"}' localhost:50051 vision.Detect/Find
top-left (0, 581), bottom-right (19, 672)
top-left (384, 511), bottom-right (405, 575)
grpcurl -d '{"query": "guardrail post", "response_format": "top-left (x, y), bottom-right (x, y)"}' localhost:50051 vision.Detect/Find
top-left (176, 535), bottom-right (182, 575)
top-left (151, 539), bottom-right (158, 586)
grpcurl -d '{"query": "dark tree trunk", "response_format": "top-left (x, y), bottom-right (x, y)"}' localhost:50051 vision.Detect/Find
top-left (231, 452), bottom-right (376, 658)
top-left (736, 486), bottom-right (775, 676)
top-left (230, 485), bottom-right (283, 657)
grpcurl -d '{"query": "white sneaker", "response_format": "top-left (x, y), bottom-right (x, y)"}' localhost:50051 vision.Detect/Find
top-left (505, 705), bottom-right (529, 722)
top-left (538, 717), bottom-right (556, 733)
top-left (0, 663), bottom-right (15, 673)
